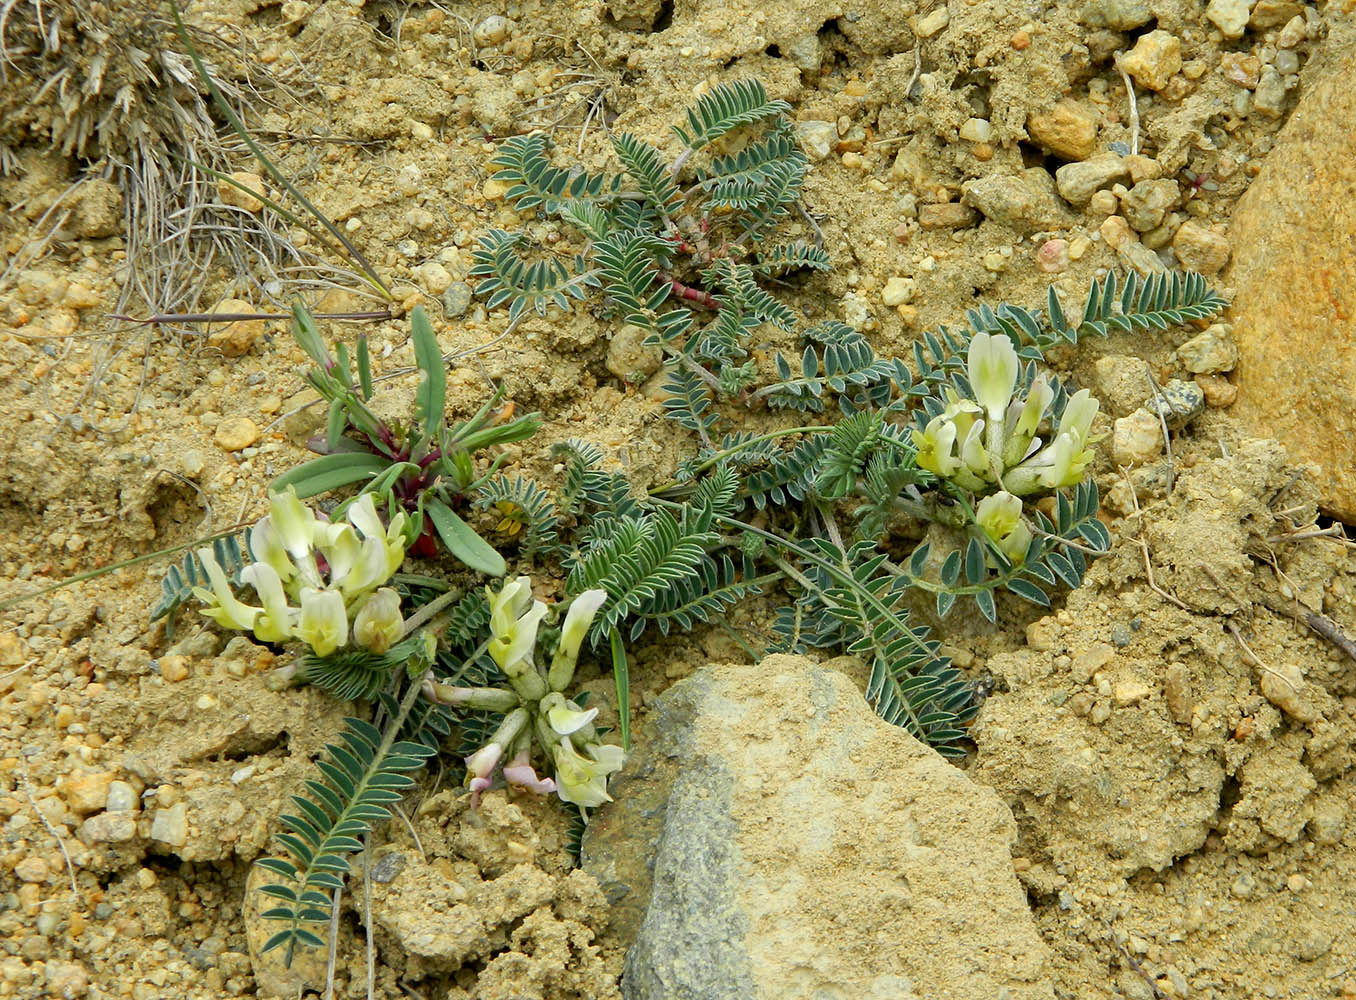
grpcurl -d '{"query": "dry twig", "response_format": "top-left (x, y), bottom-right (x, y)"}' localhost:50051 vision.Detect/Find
top-left (1120, 466), bottom-right (1190, 611)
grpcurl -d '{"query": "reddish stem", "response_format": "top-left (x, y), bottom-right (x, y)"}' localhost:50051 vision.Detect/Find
top-left (662, 275), bottom-right (720, 310)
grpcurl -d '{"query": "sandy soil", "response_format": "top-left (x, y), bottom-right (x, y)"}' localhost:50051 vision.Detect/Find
top-left (2, 1), bottom-right (1355, 998)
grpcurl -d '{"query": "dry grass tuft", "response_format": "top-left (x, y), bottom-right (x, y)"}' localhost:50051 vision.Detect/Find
top-left (0, 0), bottom-right (364, 318)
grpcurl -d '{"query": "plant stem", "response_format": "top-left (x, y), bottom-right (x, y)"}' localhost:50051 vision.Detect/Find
top-left (609, 628), bottom-right (631, 751)
top-left (653, 424), bottom-right (833, 493)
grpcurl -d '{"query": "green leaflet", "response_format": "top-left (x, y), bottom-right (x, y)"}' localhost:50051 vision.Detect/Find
top-left (426, 499), bottom-right (507, 577)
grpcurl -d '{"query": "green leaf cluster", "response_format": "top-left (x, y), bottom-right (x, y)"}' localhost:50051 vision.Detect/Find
top-left (471, 78), bottom-right (825, 439)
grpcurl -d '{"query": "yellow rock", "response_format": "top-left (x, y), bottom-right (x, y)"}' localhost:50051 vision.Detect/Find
top-left (213, 417), bottom-right (259, 452)
top-left (1026, 100), bottom-right (1099, 162)
top-left (1229, 48), bottom-right (1356, 520)
top-left (1119, 30), bottom-right (1181, 92)
top-left (218, 171), bottom-right (267, 214)
top-left (206, 298), bottom-right (265, 357)
top-left (60, 772), bottom-right (113, 815)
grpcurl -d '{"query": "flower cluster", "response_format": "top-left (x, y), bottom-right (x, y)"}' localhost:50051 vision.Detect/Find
top-left (913, 332), bottom-right (1100, 498)
top-left (193, 488), bottom-right (410, 656)
top-left (425, 579), bottom-right (623, 812)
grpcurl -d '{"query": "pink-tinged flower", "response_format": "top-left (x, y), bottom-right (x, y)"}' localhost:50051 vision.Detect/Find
top-left (464, 742), bottom-right (504, 780)
top-left (468, 775), bottom-right (493, 809)
top-left (503, 750), bottom-right (557, 796)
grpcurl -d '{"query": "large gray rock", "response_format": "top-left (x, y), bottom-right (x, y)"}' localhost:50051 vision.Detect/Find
top-left (1228, 46), bottom-right (1356, 520)
top-left (583, 656), bottom-right (1053, 1000)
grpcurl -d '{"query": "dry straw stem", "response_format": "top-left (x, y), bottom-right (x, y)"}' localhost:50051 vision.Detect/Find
top-left (0, 0), bottom-right (369, 433)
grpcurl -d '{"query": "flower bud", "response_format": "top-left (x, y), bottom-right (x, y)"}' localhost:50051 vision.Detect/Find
top-left (975, 491), bottom-right (1032, 564)
top-left (548, 589), bottom-right (607, 692)
top-left (352, 588), bottom-right (404, 654)
top-left (1056, 388), bottom-right (1099, 447)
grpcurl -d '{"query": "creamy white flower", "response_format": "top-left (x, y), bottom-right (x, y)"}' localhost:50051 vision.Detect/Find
top-left (967, 331), bottom-right (1019, 424)
top-left (547, 589), bottom-right (607, 692)
top-left (541, 692), bottom-right (600, 736)
top-left (192, 548), bottom-right (261, 633)
top-left (240, 562), bottom-right (294, 644)
top-left (294, 587), bottom-right (348, 657)
top-left (553, 738), bottom-right (625, 810)
top-left (352, 588), bottom-right (403, 654)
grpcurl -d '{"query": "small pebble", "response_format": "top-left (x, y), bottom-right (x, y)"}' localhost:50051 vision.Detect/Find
top-left (1259, 663), bottom-right (1319, 723)
top-left (1026, 100), bottom-right (1099, 161)
top-left (881, 276), bottom-right (916, 306)
top-left (917, 203), bottom-right (978, 230)
top-left (958, 118), bottom-right (993, 143)
top-left (797, 121), bottom-right (837, 161)
top-left (159, 655), bottom-right (190, 683)
top-left (106, 781), bottom-right (138, 813)
top-left (606, 324), bottom-right (663, 382)
top-left (441, 281), bottom-right (473, 318)
top-left (1195, 374), bottom-right (1237, 407)
top-left (15, 856), bottom-right (50, 883)
top-left (1178, 324), bottom-right (1238, 374)
top-left (1121, 179), bottom-right (1179, 232)
top-left (414, 261), bottom-right (453, 295)
top-left (1221, 52), bottom-right (1262, 89)
top-left (1276, 13), bottom-right (1306, 48)
top-left (1114, 679), bottom-right (1151, 706)
top-left (61, 772), bottom-right (113, 815)
top-left (213, 417), bottom-right (259, 452)
top-left (79, 811), bottom-right (137, 843)
top-left (1163, 664), bottom-right (1193, 723)
top-left (217, 171), bottom-right (266, 214)
top-left (1253, 66), bottom-right (1287, 118)
top-left (1172, 220), bottom-right (1231, 274)
top-left (1056, 156), bottom-right (1130, 207)
top-left (1145, 379), bottom-right (1205, 429)
top-left (914, 5), bottom-right (949, 37)
top-left (206, 298), bottom-right (266, 357)
top-left (149, 803), bottom-right (189, 848)
top-left (1206, 0), bottom-right (1251, 39)
top-left (473, 14), bottom-right (509, 46)
top-left (1036, 239), bottom-right (1069, 273)
top-left (1119, 30), bottom-right (1182, 92)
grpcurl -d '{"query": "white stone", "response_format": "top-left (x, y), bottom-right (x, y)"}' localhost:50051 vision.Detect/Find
top-left (959, 118), bottom-right (993, 143)
top-left (414, 261), bottom-right (453, 295)
top-left (149, 802), bottom-right (189, 847)
top-left (1113, 409), bottom-right (1164, 465)
top-left (473, 14), bottom-right (509, 46)
top-left (1206, 0), bottom-right (1253, 39)
top-left (797, 121), bottom-right (837, 161)
top-left (881, 276), bottom-right (917, 306)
